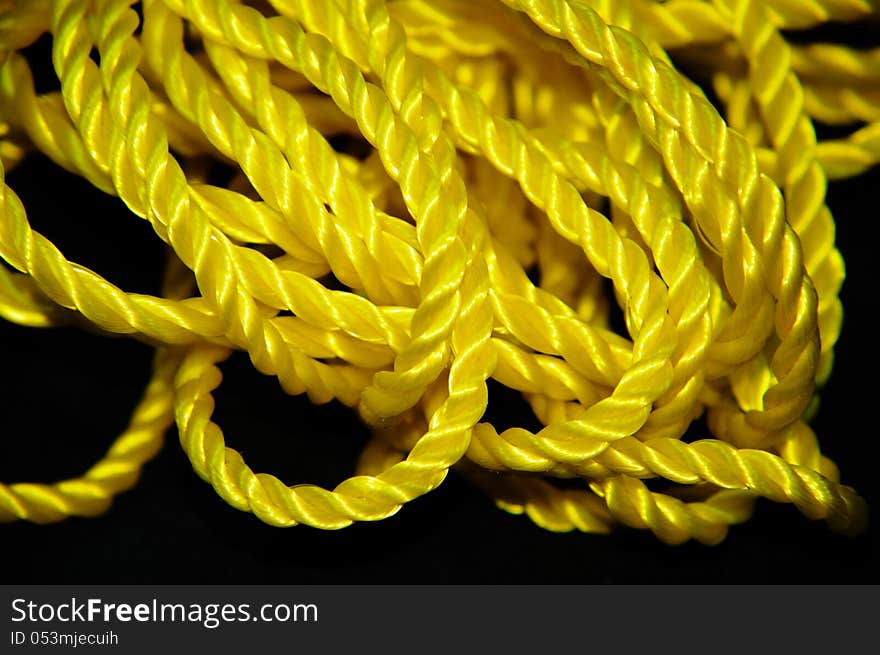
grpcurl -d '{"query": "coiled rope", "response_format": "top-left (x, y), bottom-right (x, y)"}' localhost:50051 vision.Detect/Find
top-left (0, 0), bottom-right (874, 543)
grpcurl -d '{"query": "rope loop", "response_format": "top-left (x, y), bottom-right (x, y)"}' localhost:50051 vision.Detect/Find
top-left (0, 0), bottom-right (873, 543)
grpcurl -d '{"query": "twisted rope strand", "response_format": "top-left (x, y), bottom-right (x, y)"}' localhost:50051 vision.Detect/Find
top-left (0, 0), bottom-right (871, 543)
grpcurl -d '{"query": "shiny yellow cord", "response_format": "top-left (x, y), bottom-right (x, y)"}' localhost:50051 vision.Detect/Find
top-left (0, 0), bottom-right (872, 543)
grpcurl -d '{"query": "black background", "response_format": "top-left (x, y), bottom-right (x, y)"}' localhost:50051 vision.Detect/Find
top-left (1, 26), bottom-right (877, 584)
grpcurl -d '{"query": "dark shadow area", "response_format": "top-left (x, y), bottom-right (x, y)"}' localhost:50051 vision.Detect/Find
top-left (7, 156), bottom-right (166, 297)
top-left (213, 351), bottom-right (371, 490)
top-left (784, 17), bottom-right (880, 49)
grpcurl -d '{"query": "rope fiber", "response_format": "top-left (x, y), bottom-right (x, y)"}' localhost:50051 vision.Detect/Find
top-left (0, 0), bottom-right (874, 544)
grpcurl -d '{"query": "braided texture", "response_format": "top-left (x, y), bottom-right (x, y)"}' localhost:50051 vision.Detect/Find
top-left (0, 0), bottom-right (872, 544)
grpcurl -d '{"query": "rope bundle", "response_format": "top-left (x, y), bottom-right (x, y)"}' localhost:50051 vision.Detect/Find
top-left (0, 0), bottom-right (873, 544)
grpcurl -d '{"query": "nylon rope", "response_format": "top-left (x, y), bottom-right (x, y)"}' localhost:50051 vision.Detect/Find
top-left (0, 0), bottom-right (873, 543)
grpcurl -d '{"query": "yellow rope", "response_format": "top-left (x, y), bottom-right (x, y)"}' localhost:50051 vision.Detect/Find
top-left (0, 0), bottom-right (873, 543)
